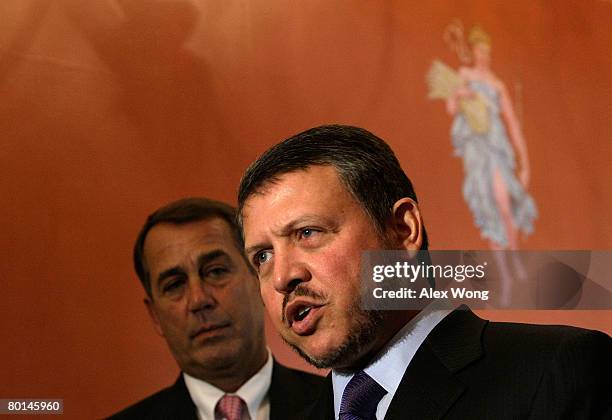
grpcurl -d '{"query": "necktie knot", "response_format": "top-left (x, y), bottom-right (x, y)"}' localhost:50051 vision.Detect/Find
top-left (339, 371), bottom-right (387, 420)
top-left (215, 394), bottom-right (248, 420)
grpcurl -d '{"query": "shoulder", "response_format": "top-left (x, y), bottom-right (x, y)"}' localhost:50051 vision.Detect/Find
top-left (476, 72), bottom-right (506, 95)
top-left (480, 320), bottom-right (610, 370)
top-left (432, 308), bottom-right (610, 381)
top-left (438, 311), bottom-right (611, 417)
top-left (457, 66), bottom-right (471, 79)
top-left (106, 376), bottom-right (196, 420)
top-left (484, 320), bottom-right (610, 352)
top-left (484, 322), bottom-right (612, 418)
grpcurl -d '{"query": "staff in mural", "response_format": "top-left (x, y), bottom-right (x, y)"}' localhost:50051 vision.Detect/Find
top-left (427, 23), bottom-right (538, 252)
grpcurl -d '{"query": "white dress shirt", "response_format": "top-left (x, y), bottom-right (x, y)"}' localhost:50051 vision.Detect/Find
top-left (332, 305), bottom-right (452, 420)
top-left (183, 350), bottom-right (273, 420)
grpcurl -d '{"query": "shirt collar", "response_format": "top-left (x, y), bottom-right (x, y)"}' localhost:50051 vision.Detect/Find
top-left (183, 349), bottom-right (273, 419)
top-left (332, 304), bottom-right (452, 419)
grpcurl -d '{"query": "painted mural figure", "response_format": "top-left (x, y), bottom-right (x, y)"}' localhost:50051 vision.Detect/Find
top-left (428, 24), bottom-right (537, 251)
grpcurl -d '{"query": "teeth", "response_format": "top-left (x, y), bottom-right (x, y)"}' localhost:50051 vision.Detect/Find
top-left (296, 306), bottom-right (312, 321)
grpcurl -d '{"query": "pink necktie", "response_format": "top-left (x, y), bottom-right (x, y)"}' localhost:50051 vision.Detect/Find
top-left (215, 394), bottom-right (249, 420)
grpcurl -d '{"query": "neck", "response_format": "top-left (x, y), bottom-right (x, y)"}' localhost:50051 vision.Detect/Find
top-left (186, 346), bottom-right (268, 392)
top-left (474, 62), bottom-right (489, 72)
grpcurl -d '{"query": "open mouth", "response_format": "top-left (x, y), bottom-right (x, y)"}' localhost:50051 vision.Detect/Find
top-left (286, 301), bottom-right (324, 335)
top-left (295, 305), bottom-right (312, 322)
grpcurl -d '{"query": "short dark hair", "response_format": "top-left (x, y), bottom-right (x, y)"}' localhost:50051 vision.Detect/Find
top-left (237, 124), bottom-right (429, 249)
top-left (134, 197), bottom-right (247, 297)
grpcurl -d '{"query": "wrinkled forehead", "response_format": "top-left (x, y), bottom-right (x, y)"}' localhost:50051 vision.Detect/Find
top-left (240, 166), bottom-right (362, 243)
top-left (240, 166), bottom-right (313, 217)
top-left (241, 163), bottom-right (347, 204)
top-left (242, 164), bottom-right (343, 210)
top-left (143, 218), bottom-right (242, 273)
top-left (145, 219), bottom-right (221, 255)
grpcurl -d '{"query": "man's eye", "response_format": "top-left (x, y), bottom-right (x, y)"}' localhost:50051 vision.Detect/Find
top-left (206, 267), bottom-right (229, 278)
top-left (163, 279), bottom-right (184, 293)
top-left (254, 250), bottom-right (272, 266)
top-left (299, 228), bottom-right (319, 239)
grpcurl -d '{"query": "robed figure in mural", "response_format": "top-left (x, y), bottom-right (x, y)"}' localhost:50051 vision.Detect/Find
top-left (428, 25), bottom-right (537, 252)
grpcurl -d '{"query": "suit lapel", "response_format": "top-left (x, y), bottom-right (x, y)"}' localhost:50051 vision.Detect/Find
top-left (269, 361), bottom-right (331, 420)
top-left (384, 339), bottom-right (465, 419)
top-left (161, 375), bottom-right (199, 420)
top-left (384, 307), bottom-right (487, 420)
top-left (299, 373), bottom-right (335, 420)
top-left (269, 362), bottom-right (298, 420)
top-left (276, 308), bottom-right (487, 420)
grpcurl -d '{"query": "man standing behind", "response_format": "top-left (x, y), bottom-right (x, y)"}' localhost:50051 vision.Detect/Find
top-left (238, 125), bottom-right (611, 419)
top-left (110, 198), bottom-right (322, 419)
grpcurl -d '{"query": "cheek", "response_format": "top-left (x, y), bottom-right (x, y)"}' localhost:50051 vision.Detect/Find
top-left (312, 245), bottom-right (363, 292)
top-left (260, 285), bottom-right (283, 317)
top-left (156, 310), bottom-right (185, 341)
top-left (228, 284), bottom-right (260, 318)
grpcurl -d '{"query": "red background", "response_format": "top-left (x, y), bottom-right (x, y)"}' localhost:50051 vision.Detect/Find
top-left (1, 1), bottom-right (611, 417)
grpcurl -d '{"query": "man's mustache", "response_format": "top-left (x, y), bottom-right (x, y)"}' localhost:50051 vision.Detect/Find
top-left (281, 285), bottom-right (326, 323)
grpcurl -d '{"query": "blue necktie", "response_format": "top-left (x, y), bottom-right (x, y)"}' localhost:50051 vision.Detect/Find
top-left (339, 371), bottom-right (387, 420)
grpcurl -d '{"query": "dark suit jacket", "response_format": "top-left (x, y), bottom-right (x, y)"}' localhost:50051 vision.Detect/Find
top-left (108, 361), bottom-right (324, 419)
top-left (301, 308), bottom-right (611, 420)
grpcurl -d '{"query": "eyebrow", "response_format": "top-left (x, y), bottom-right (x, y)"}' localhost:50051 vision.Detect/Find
top-left (196, 249), bottom-right (231, 268)
top-left (156, 249), bottom-right (231, 284)
top-left (244, 215), bottom-right (328, 256)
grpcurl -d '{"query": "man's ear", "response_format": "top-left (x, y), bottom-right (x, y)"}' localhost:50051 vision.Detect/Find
top-left (144, 297), bottom-right (165, 337)
top-left (390, 198), bottom-right (423, 251)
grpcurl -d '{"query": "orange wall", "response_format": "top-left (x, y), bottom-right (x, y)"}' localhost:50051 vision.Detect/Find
top-left (1, 1), bottom-right (611, 418)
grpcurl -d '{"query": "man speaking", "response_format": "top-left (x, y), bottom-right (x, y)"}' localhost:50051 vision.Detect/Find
top-left (238, 125), bottom-right (611, 419)
top-left (110, 198), bottom-right (322, 419)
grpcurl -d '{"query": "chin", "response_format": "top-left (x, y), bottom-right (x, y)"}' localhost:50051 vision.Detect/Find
top-left (287, 310), bottom-right (384, 370)
top-left (195, 350), bottom-right (240, 370)
top-left (197, 338), bottom-right (240, 358)
top-left (286, 332), bottom-right (353, 369)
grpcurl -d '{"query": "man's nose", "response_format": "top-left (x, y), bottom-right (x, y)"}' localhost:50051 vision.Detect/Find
top-left (272, 248), bottom-right (311, 294)
top-left (187, 278), bottom-right (215, 312)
